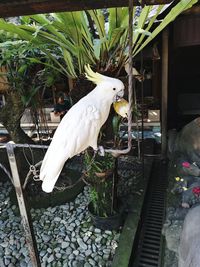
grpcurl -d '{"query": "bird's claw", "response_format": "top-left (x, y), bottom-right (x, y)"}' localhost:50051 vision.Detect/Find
top-left (98, 146), bottom-right (105, 156)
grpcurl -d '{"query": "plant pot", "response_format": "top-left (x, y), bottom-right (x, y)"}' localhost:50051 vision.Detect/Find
top-left (94, 169), bottom-right (113, 178)
top-left (88, 202), bottom-right (124, 230)
top-left (10, 169), bottom-right (84, 208)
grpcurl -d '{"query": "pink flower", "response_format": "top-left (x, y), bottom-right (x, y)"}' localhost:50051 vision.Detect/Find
top-left (182, 162), bottom-right (190, 168)
top-left (192, 186), bottom-right (200, 197)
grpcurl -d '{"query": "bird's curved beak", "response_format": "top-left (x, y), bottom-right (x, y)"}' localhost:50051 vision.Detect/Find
top-left (113, 89), bottom-right (124, 102)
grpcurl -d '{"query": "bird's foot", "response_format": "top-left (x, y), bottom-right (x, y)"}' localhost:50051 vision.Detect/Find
top-left (97, 146), bottom-right (105, 156)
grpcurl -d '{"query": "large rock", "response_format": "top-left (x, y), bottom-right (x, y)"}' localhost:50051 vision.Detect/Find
top-left (173, 118), bottom-right (200, 166)
top-left (179, 205), bottom-right (200, 267)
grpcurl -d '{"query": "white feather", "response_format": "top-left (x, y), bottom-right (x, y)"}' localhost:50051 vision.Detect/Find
top-left (40, 77), bottom-right (124, 193)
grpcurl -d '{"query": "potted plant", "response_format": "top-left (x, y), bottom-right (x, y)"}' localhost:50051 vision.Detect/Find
top-left (83, 150), bottom-right (124, 230)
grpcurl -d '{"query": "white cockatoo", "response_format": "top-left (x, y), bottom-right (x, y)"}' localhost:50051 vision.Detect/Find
top-left (40, 65), bottom-right (124, 193)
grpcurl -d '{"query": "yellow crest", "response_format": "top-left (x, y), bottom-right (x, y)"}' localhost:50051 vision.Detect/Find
top-left (84, 65), bottom-right (104, 85)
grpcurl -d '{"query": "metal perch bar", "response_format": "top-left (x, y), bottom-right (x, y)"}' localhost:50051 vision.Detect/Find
top-left (0, 142), bottom-right (49, 149)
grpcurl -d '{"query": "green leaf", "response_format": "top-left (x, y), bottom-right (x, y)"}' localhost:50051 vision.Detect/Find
top-left (133, 6), bottom-right (151, 45)
top-left (134, 28), bottom-right (151, 36)
top-left (63, 49), bottom-right (77, 78)
top-left (133, 0), bottom-right (198, 56)
top-left (108, 27), bottom-right (126, 50)
top-left (0, 19), bottom-right (36, 42)
top-left (18, 64), bottom-right (27, 74)
top-left (132, 5), bottom-right (164, 55)
top-left (88, 10), bottom-right (108, 55)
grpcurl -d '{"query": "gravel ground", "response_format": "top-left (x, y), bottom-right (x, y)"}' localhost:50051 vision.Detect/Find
top-left (0, 155), bottom-right (143, 267)
top-left (0, 181), bottom-right (120, 267)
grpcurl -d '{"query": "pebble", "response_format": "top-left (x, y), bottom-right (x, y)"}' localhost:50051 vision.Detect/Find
top-left (73, 250), bottom-right (79, 256)
top-left (94, 228), bottom-right (101, 234)
top-left (47, 248), bottom-right (52, 253)
top-left (55, 252), bottom-right (62, 259)
top-left (88, 258), bottom-right (96, 266)
top-left (61, 241), bottom-right (69, 249)
top-left (85, 249), bottom-right (92, 256)
top-left (47, 255), bottom-right (54, 263)
top-left (54, 217), bottom-right (62, 222)
top-left (42, 234), bottom-right (51, 243)
top-left (77, 238), bottom-right (87, 250)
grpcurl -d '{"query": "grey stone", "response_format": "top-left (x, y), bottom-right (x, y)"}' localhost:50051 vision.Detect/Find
top-left (92, 244), bottom-right (97, 253)
top-left (95, 236), bottom-right (102, 243)
top-left (40, 250), bottom-right (46, 257)
top-left (4, 258), bottom-right (10, 266)
top-left (0, 259), bottom-right (5, 267)
top-left (42, 234), bottom-right (51, 243)
top-left (68, 226), bottom-right (74, 231)
top-left (65, 247), bottom-right (73, 255)
top-left (47, 248), bottom-right (52, 253)
top-left (163, 220), bottom-right (182, 253)
top-left (103, 248), bottom-right (110, 254)
top-left (65, 236), bottom-right (70, 242)
top-left (94, 228), bottom-right (101, 234)
top-left (68, 254), bottom-right (75, 260)
top-left (50, 207), bottom-right (57, 213)
top-left (179, 205), bottom-right (200, 267)
top-left (19, 261), bottom-right (27, 267)
top-left (47, 254), bottom-right (54, 263)
top-left (83, 236), bottom-right (89, 243)
top-left (63, 261), bottom-right (69, 267)
top-left (105, 230), bottom-right (112, 235)
top-left (54, 217), bottom-right (62, 222)
top-left (55, 252), bottom-right (62, 259)
top-left (61, 241), bottom-right (69, 249)
top-left (103, 254), bottom-right (110, 260)
top-left (54, 247), bottom-right (61, 253)
top-left (71, 232), bottom-right (76, 237)
top-left (77, 238), bottom-right (87, 250)
top-left (88, 258), bottom-right (96, 266)
top-left (85, 249), bottom-right (92, 256)
top-left (73, 250), bottom-right (79, 256)
top-left (0, 242), bottom-right (8, 248)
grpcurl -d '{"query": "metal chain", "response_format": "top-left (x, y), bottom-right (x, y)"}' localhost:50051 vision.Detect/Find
top-left (23, 161), bottom-right (42, 189)
top-left (29, 165), bottom-right (40, 181)
top-left (23, 144), bottom-right (35, 166)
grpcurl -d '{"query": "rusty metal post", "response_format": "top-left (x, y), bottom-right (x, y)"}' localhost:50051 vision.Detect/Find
top-left (6, 142), bottom-right (41, 266)
top-left (161, 28), bottom-right (169, 159)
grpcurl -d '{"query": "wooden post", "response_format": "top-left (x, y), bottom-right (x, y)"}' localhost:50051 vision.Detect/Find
top-left (161, 28), bottom-right (169, 158)
top-left (6, 143), bottom-right (41, 267)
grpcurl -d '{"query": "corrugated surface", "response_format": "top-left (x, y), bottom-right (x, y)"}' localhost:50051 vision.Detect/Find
top-left (130, 160), bottom-right (167, 267)
top-left (174, 15), bottom-right (200, 47)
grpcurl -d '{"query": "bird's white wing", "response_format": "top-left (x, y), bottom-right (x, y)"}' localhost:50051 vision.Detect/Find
top-left (40, 100), bottom-right (103, 193)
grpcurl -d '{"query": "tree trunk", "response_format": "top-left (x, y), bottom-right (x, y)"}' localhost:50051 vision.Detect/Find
top-left (0, 91), bottom-right (34, 144)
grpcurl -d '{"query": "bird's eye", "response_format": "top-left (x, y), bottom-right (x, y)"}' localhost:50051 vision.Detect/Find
top-left (113, 88), bottom-right (116, 91)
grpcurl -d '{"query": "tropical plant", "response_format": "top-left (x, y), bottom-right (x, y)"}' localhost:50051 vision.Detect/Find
top-left (83, 150), bottom-right (115, 217)
top-left (0, 40), bottom-right (60, 143)
top-left (0, 0), bottom-right (197, 78)
top-left (0, 0), bottom-right (197, 143)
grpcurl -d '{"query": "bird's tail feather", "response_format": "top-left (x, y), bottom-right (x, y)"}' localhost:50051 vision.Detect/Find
top-left (41, 172), bottom-right (60, 193)
top-left (40, 151), bottom-right (68, 193)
